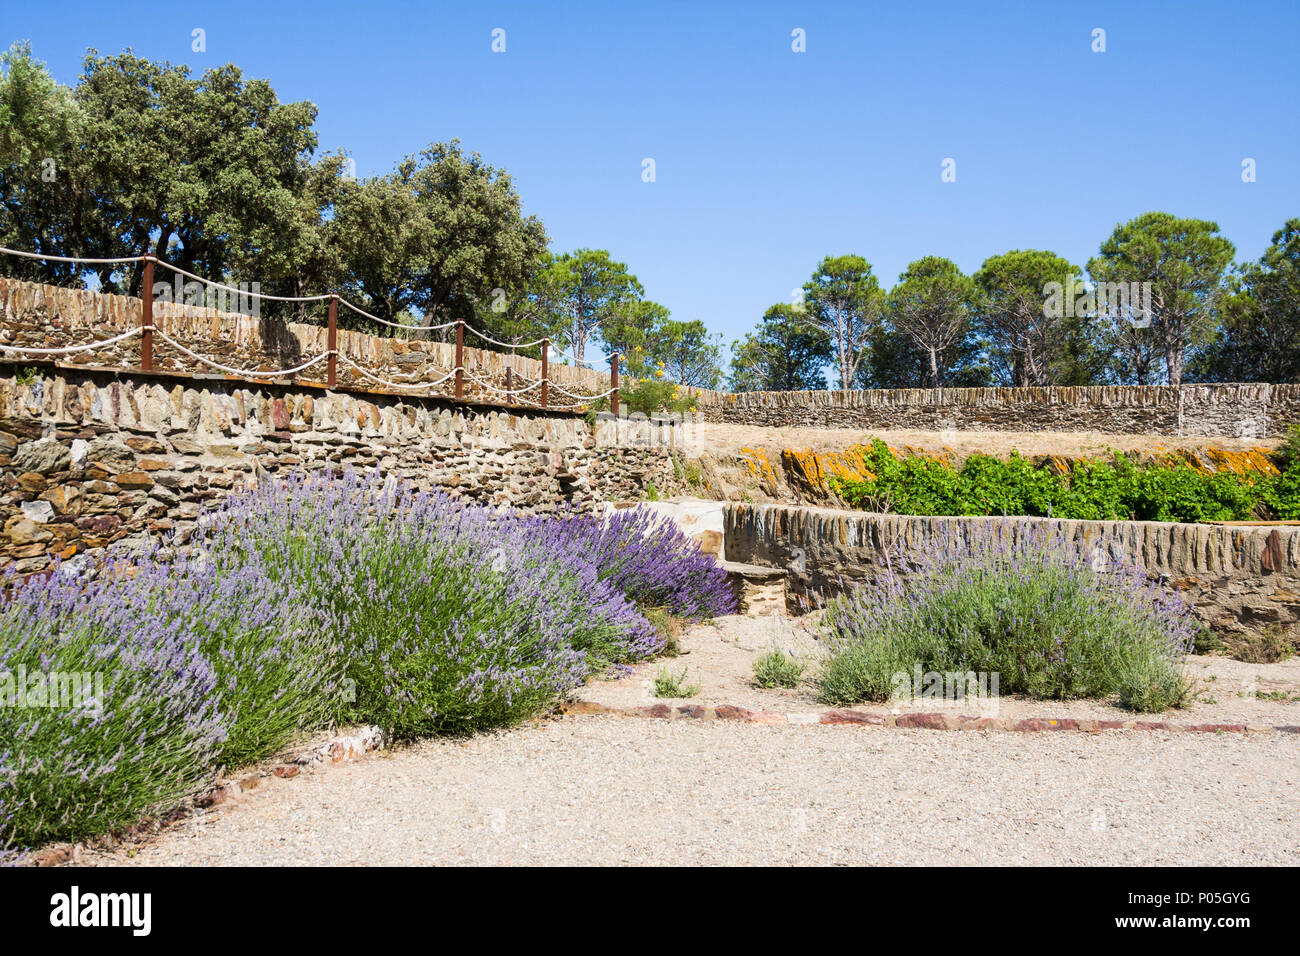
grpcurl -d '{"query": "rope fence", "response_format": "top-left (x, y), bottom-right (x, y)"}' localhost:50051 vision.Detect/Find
top-left (0, 247), bottom-right (623, 413)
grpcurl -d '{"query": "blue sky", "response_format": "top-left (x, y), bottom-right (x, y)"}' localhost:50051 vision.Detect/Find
top-left (6, 0), bottom-right (1299, 369)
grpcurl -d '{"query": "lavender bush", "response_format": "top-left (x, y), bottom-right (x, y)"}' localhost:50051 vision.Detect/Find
top-left (197, 471), bottom-right (658, 737)
top-left (818, 522), bottom-right (1197, 712)
top-left (1, 468), bottom-right (733, 851)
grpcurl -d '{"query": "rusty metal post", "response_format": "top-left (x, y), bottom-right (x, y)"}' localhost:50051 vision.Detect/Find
top-left (505, 363), bottom-right (514, 407)
top-left (454, 319), bottom-right (465, 400)
top-left (327, 294), bottom-right (338, 388)
top-left (141, 256), bottom-right (154, 371)
top-left (540, 338), bottom-right (549, 409)
top-left (610, 351), bottom-right (619, 416)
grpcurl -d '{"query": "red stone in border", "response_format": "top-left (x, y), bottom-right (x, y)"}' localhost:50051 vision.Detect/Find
top-left (897, 713), bottom-right (951, 730)
top-left (714, 705), bottom-right (754, 721)
top-left (746, 710), bottom-right (788, 725)
top-left (631, 704), bottom-right (673, 719)
top-left (1135, 721), bottom-right (1177, 732)
top-left (1015, 718), bottom-right (1078, 732)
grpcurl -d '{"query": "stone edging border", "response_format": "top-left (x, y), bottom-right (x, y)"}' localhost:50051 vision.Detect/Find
top-left (559, 700), bottom-right (1300, 735)
top-left (24, 726), bottom-right (388, 867)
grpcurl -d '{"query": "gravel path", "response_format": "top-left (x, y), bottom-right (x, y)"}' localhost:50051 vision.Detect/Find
top-left (577, 615), bottom-right (1300, 727)
top-left (82, 717), bottom-right (1298, 866)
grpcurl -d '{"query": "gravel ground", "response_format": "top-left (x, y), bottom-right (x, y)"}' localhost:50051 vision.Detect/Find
top-left (80, 716), bottom-right (1297, 866)
top-left (577, 615), bottom-right (1300, 726)
top-left (689, 422), bottom-right (1279, 462)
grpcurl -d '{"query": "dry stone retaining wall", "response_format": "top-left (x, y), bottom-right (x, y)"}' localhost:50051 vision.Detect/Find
top-left (0, 277), bottom-right (619, 407)
top-left (693, 385), bottom-right (1300, 438)
top-left (0, 368), bottom-right (686, 577)
top-left (724, 502), bottom-right (1300, 640)
top-left (7, 277), bottom-right (1299, 437)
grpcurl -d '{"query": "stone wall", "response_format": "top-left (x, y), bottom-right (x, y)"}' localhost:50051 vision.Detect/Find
top-left (724, 502), bottom-right (1300, 639)
top-left (0, 368), bottom-right (687, 577)
top-left (9, 277), bottom-right (1300, 439)
top-left (0, 277), bottom-right (622, 409)
top-left (693, 384), bottom-right (1300, 438)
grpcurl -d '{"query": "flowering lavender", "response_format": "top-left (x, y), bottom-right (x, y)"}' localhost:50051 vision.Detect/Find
top-left (0, 558), bottom-right (225, 852)
top-left (818, 520), bottom-right (1197, 711)
top-left (191, 469), bottom-right (722, 738)
top-left (0, 467), bottom-right (731, 850)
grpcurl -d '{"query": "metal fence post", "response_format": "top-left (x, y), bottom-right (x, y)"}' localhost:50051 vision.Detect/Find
top-left (455, 319), bottom-right (465, 400)
top-left (540, 338), bottom-right (549, 409)
top-left (610, 351), bottom-right (619, 416)
top-left (505, 363), bottom-right (514, 407)
top-left (327, 294), bottom-right (338, 388)
top-left (141, 255), bottom-right (154, 372)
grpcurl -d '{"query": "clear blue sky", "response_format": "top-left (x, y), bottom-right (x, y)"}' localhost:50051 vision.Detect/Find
top-left (6, 0), bottom-right (1299, 370)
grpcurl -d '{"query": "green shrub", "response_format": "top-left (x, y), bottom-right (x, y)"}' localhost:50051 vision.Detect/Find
top-left (1276, 425), bottom-right (1300, 472)
top-left (653, 665), bottom-right (700, 698)
top-left (643, 606), bottom-right (682, 657)
top-left (830, 440), bottom-right (1284, 523)
top-left (751, 648), bottom-right (805, 689)
top-left (591, 379), bottom-right (697, 418)
top-left (817, 524), bottom-right (1197, 713)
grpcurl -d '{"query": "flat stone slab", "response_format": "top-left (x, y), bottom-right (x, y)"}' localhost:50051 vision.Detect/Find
top-left (723, 561), bottom-right (787, 581)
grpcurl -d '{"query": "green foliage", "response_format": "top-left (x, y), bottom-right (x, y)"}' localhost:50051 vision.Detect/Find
top-left (885, 256), bottom-right (981, 388)
top-left (803, 255), bottom-right (887, 390)
top-left (972, 250), bottom-right (1099, 387)
top-left (829, 440), bottom-right (1284, 523)
top-left (1087, 211), bottom-right (1236, 386)
top-left (673, 456), bottom-right (704, 490)
top-left (535, 248), bottom-right (643, 365)
top-left (1276, 425), bottom-right (1300, 471)
top-left (730, 302), bottom-right (832, 391)
top-left (818, 533), bottom-right (1197, 713)
top-left (0, 44), bottom-right (547, 328)
top-left (643, 481), bottom-right (660, 502)
top-left (1189, 219), bottom-right (1300, 384)
top-left (751, 649), bottom-right (805, 689)
top-left (642, 606), bottom-right (682, 657)
top-left (652, 665), bottom-right (700, 699)
top-left (599, 378), bottom-right (697, 417)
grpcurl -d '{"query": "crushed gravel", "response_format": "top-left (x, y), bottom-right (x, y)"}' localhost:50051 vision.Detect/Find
top-left (80, 716), bottom-right (1298, 866)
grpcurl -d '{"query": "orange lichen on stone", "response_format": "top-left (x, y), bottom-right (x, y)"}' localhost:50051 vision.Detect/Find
top-left (739, 447), bottom-right (781, 493)
top-left (781, 444), bottom-right (883, 494)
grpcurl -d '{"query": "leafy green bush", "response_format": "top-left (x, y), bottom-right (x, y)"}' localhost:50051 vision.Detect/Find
top-left (817, 523), bottom-right (1197, 712)
top-left (1277, 425), bottom-right (1300, 472)
top-left (830, 440), bottom-right (1285, 523)
top-left (751, 649), bottom-right (805, 689)
top-left (653, 665), bottom-right (701, 698)
top-left (1264, 428), bottom-right (1300, 520)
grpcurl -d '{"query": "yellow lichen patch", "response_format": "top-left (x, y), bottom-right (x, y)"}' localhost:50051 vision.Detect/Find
top-left (739, 447), bottom-right (781, 493)
top-left (781, 445), bottom-right (882, 495)
top-left (1200, 447), bottom-right (1280, 478)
